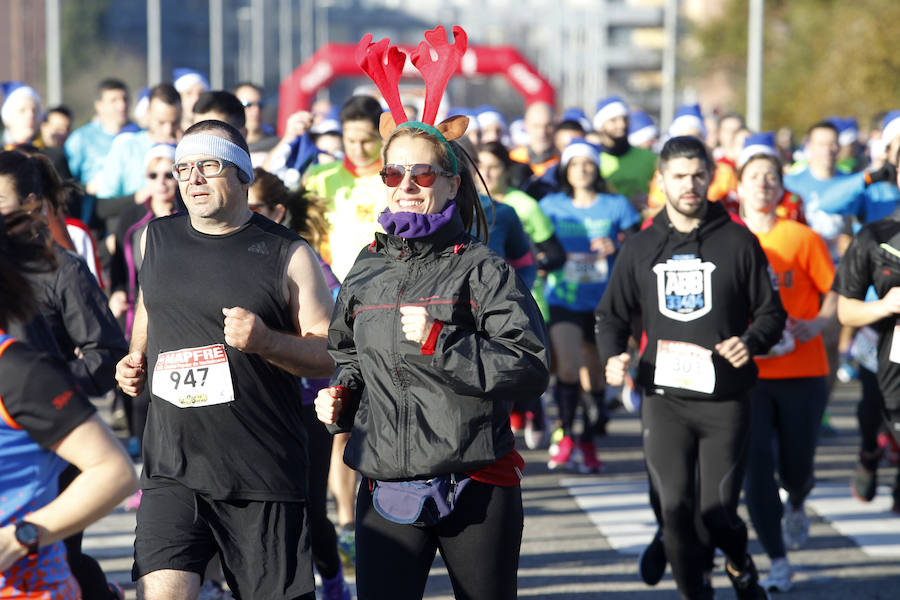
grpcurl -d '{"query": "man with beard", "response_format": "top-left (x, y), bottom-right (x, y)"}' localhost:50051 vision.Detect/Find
top-left (597, 136), bottom-right (784, 600)
top-left (593, 96), bottom-right (657, 215)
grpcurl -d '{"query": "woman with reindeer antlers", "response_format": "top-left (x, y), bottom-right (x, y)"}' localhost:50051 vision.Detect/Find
top-left (314, 26), bottom-right (550, 600)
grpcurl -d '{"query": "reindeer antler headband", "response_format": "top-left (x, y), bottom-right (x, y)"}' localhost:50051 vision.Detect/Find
top-left (356, 26), bottom-right (470, 173)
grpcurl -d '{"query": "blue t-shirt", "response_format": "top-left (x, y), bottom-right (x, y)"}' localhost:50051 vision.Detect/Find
top-left (476, 195), bottom-right (537, 288)
top-left (540, 191), bottom-right (640, 312)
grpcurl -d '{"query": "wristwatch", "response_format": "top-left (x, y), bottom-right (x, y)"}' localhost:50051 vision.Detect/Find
top-left (14, 521), bottom-right (40, 559)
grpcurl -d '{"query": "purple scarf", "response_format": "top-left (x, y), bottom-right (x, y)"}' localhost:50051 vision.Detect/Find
top-left (378, 201), bottom-right (456, 239)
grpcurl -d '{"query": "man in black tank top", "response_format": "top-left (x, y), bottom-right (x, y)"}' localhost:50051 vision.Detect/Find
top-left (115, 120), bottom-right (334, 600)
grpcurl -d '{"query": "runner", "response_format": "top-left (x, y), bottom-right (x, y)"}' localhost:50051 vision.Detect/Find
top-left (592, 96), bottom-right (657, 214)
top-left (542, 139), bottom-right (641, 472)
top-left (248, 167), bottom-right (351, 599)
top-left (316, 28), bottom-right (549, 599)
top-left (833, 154), bottom-right (900, 512)
top-left (737, 147), bottom-right (836, 592)
top-left (597, 135), bottom-right (785, 600)
top-left (0, 208), bottom-right (137, 600)
top-left (115, 119), bottom-right (334, 600)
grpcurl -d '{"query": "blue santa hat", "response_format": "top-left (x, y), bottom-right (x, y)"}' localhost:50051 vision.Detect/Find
top-left (561, 107), bottom-right (592, 133)
top-left (592, 96), bottom-right (628, 131)
top-left (668, 104), bottom-right (706, 138)
top-left (882, 111), bottom-right (900, 146)
top-left (737, 131), bottom-right (777, 169)
top-left (560, 138), bottom-right (601, 168)
top-left (509, 118), bottom-right (528, 148)
top-left (828, 116), bottom-right (859, 147)
top-left (132, 87), bottom-right (151, 123)
top-left (173, 68), bottom-right (210, 94)
top-left (475, 105), bottom-right (507, 131)
top-left (627, 110), bottom-right (658, 147)
top-left (1, 81), bottom-right (42, 127)
top-left (310, 106), bottom-right (342, 136)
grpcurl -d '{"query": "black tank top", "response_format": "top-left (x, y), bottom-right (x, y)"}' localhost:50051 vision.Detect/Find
top-left (141, 212), bottom-right (307, 501)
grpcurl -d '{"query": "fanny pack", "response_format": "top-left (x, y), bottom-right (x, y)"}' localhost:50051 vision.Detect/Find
top-left (370, 474), bottom-right (472, 527)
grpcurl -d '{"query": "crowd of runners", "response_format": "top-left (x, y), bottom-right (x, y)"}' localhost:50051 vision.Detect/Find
top-left (3, 23), bottom-right (900, 600)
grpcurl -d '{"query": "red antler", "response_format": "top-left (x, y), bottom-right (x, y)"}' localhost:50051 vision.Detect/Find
top-left (410, 26), bottom-right (468, 126)
top-left (355, 33), bottom-right (409, 124)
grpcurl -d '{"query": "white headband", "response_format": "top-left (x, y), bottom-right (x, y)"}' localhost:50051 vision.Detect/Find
top-left (561, 142), bottom-right (600, 168)
top-left (592, 101), bottom-right (628, 131)
top-left (175, 133), bottom-right (254, 183)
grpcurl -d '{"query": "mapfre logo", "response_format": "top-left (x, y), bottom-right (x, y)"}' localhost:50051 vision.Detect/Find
top-left (652, 258), bottom-right (716, 322)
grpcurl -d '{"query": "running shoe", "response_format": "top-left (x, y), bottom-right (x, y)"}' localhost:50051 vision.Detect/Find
top-left (760, 557), bottom-right (793, 592)
top-left (725, 555), bottom-right (769, 600)
top-left (320, 565), bottom-right (352, 600)
top-left (548, 426), bottom-right (565, 456)
top-left (577, 440), bottom-right (603, 473)
top-left (509, 410), bottom-right (525, 433)
top-left (547, 435), bottom-right (575, 470)
top-left (878, 432), bottom-right (899, 465)
top-left (637, 528), bottom-right (666, 586)
top-left (124, 489), bottom-right (143, 511)
top-left (820, 412), bottom-right (837, 437)
top-left (524, 410), bottom-right (547, 450)
top-left (836, 357), bottom-right (858, 383)
top-left (337, 525), bottom-right (356, 567)
top-left (782, 506), bottom-right (810, 550)
top-left (851, 450), bottom-right (881, 502)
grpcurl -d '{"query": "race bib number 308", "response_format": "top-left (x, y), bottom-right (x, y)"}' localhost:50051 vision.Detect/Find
top-left (151, 344), bottom-right (235, 408)
top-left (654, 340), bottom-right (716, 394)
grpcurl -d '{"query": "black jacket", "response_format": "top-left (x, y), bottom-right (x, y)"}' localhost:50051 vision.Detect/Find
top-left (10, 246), bottom-right (127, 396)
top-left (327, 212), bottom-right (550, 480)
top-left (595, 201), bottom-right (786, 400)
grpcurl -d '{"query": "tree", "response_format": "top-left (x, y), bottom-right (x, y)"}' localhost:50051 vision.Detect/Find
top-left (693, 0), bottom-right (900, 133)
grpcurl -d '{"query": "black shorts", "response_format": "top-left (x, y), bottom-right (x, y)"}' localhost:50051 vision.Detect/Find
top-left (548, 305), bottom-right (596, 344)
top-left (133, 483), bottom-right (314, 599)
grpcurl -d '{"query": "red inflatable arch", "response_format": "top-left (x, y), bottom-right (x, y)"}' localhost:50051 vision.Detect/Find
top-left (277, 43), bottom-right (556, 135)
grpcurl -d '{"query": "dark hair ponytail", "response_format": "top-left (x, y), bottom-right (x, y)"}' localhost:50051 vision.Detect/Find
top-left (0, 210), bottom-right (56, 329)
top-left (449, 140), bottom-right (489, 243)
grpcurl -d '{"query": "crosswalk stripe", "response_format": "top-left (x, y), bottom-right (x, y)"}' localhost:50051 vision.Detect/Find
top-left (561, 478), bottom-right (900, 559)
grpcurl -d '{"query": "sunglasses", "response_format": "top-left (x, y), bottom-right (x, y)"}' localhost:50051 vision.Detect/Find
top-left (241, 100), bottom-right (264, 109)
top-left (147, 172), bottom-right (175, 181)
top-left (379, 163), bottom-right (453, 188)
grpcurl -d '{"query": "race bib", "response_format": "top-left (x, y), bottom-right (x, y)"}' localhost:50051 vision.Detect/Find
top-left (654, 340), bottom-right (716, 394)
top-left (851, 326), bottom-right (879, 373)
top-left (890, 322), bottom-right (900, 365)
top-left (563, 252), bottom-right (609, 284)
top-left (151, 344), bottom-right (235, 408)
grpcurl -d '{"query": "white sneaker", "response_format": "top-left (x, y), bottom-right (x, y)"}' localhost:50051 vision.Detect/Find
top-left (760, 557), bottom-right (793, 592)
top-left (782, 505), bottom-right (810, 550)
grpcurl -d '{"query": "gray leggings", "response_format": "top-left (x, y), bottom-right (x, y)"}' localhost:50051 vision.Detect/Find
top-left (743, 376), bottom-right (828, 559)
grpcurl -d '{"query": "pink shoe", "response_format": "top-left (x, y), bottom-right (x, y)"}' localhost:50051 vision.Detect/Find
top-left (125, 489), bottom-right (143, 511)
top-left (577, 440), bottom-right (604, 473)
top-left (548, 436), bottom-right (574, 470)
top-left (879, 432), bottom-right (899, 465)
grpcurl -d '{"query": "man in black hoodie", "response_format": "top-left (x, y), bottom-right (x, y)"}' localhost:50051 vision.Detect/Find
top-left (596, 136), bottom-right (785, 600)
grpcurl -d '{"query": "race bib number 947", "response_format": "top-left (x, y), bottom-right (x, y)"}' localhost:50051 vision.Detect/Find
top-left (151, 344), bottom-right (235, 408)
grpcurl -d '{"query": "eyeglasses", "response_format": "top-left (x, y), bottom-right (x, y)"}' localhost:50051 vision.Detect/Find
top-left (379, 163), bottom-right (453, 188)
top-left (147, 172), bottom-right (174, 181)
top-left (240, 100), bottom-right (263, 109)
top-left (172, 159), bottom-right (236, 182)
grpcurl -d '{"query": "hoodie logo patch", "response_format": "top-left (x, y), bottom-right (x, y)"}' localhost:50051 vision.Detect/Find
top-left (652, 258), bottom-right (716, 322)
